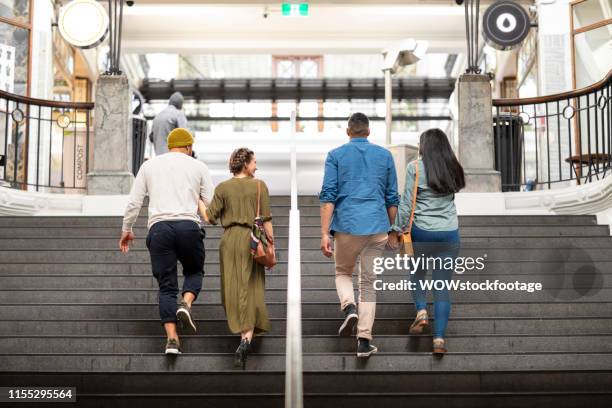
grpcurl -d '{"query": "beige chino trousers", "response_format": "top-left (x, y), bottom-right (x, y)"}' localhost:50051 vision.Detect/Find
top-left (334, 232), bottom-right (388, 340)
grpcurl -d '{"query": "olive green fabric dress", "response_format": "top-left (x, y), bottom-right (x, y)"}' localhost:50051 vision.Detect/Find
top-left (206, 176), bottom-right (272, 334)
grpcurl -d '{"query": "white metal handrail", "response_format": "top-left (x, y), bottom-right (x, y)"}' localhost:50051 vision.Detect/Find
top-left (285, 110), bottom-right (303, 407)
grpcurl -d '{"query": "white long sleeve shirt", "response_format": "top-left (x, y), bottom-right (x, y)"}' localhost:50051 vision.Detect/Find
top-left (122, 152), bottom-right (215, 232)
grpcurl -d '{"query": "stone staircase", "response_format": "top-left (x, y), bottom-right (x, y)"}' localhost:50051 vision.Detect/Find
top-left (0, 196), bottom-right (611, 406)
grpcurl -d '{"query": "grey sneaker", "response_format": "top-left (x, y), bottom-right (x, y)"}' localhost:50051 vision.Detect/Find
top-left (338, 303), bottom-right (358, 336)
top-left (165, 338), bottom-right (181, 355)
top-left (177, 301), bottom-right (197, 334)
top-left (357, 338), bottom-right (378, 358)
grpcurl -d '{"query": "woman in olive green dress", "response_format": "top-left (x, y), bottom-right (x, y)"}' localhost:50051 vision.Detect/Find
top-left (199, 147), bottom-right (273, 367)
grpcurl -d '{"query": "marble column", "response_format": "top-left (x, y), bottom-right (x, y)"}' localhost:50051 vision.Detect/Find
top-left (87, 74), bottom-right (134, 195)
top-left (457, 74), bottom-right (501, 192)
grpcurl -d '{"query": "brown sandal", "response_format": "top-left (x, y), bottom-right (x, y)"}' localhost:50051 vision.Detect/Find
top-left (409, 311), bottom-right (429, 334)
top-left (433, 338), bottom-right (447, 355)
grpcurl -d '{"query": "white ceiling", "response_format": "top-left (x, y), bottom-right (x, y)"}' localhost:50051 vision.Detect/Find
top-left (122, 3), bottom-right (474, 54)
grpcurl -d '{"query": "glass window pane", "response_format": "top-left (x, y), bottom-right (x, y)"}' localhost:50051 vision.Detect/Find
top-left (277, 101), bottom-right (296, 117)
top-left (0, 21), bottom-right (29, 95)
top-left (0, 0), bottom-right (30, 25)
top-left (574, 23), bottom-right (612, 88)
top-left (277, 60), bottom-right (295, 78)
top-left (235, 102), bottom-right (271, 117)
top-left (299, 60), bottom-right (318, 78)
top-left (323, 101), bottom-right (351, 118)
top-left (572, 0), bottom-right (611, 30)
top-left (298, 101), bottom-right (317, 117)
top-left (518, 62), bottom-right (538, 98)
top-left (209, 102), bottom-right (234, 117)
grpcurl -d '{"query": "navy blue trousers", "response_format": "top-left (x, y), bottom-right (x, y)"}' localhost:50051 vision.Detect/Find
top-left (146, 220), bottom-right (205, 324)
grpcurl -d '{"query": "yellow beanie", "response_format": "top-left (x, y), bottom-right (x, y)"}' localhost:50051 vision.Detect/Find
top-left (167, 128), bottom-right (194, 149)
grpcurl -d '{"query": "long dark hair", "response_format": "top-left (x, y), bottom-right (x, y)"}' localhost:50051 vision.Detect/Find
top-left (419, 128), bottom-right (465, 194)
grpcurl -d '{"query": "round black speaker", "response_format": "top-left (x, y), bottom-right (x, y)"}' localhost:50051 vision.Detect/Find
top-left (482, 0), bottom-right (531, 50)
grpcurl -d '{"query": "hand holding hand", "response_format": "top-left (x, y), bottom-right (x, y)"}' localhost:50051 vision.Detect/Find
top-left (198, 200), bottom-right (210, 223)
top-left (387, 232), bottom-right (401, 250)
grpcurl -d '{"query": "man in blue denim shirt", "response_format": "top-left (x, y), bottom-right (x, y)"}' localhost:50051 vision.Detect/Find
top-left (319, 112), bottom-right (399, 358)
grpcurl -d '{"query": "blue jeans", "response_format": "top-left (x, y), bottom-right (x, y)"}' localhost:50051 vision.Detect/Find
top-left (410, 224), bottom-right (460, 338)
top-left (146, 220), bottom-right (205, 324)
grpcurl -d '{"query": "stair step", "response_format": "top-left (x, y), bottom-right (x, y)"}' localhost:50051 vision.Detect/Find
top-left (1, 247), bottom-right (612, 263)
top-left (1, 352), bottom-right (611, 372)
top-left (3, 317), bottom-right (611, 336)
top-left (2, 334), bottom-right (611, 354)
top-left (302, 393), bottom-right (612, 408)
top-left (2, 370), bottom-right (610, 395)
top-left (2, 289), bottom-right (609, 304)
top-left (0, 213), bottom-right (599, 226)
top-left (0, 273), bottom-right (603, 289)
top-left (0, 225), bottom-right (608, 238)
top-left (2, 302), bottom-right (611, 320)
top-left (1, 236), bottom-right (612, 249)
top-left (1, 287), bottom-right (609, 303)
top-left (1, 272), bottom-right (610, 289)
top-left (0, 260), bottom-right (611, 275)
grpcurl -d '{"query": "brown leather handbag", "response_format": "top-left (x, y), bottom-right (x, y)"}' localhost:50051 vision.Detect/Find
top-left (402, 160), bottom-right (420, 256)
top-left (251, 180), bottom-right (277, 268)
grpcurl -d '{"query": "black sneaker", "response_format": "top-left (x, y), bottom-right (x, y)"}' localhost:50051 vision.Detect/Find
top-left (177, 301), bottom-right (197, 334)
top-left (165, 338), bottom-right (181, 355)
top-left (338, 303), bottom-right (358, 336)
top-left (357, 338), bottom-right (378, 358)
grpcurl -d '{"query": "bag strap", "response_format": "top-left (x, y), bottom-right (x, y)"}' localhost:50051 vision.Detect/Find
top-left (406, 160), bottom-right (420, 234)
top-left (255, 179), bottom-right (261, 218)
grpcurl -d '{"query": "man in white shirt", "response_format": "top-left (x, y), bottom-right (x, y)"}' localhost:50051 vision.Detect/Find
top-left (119, 128), bottom-right (215, 355)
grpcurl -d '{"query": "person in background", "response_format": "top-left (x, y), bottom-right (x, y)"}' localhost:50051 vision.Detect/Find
top-left (119, 128), bottom-right (215, 355)
top-left (149, 92), bottom-right (188, 156)
top-left (319, 112), bottom-right (399, 358)
top-left (388, 128), bottom-right (465, 355)
top-left (199, 148), bottom-right (273, 368)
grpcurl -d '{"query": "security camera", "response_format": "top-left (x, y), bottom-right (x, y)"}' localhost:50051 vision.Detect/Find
top-left (455, 0), bottom-right (464, 5)
top-left (126, 1), bottom-right (135, 6)
top-left (381, 39), bottom-right (428, 74)
top-left (263, 6), bottom-right (269, 19)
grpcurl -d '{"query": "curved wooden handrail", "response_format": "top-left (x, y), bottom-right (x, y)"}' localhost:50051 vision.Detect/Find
top-left (0, 89), bottom-right (94, 110)
top-left (493, 69), bottom-right (612, 107)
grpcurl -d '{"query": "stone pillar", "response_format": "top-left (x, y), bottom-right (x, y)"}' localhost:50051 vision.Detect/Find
top-left (457, 74), bottom-right (501, 192)
top-left (87, 75), bottom-right (134, 195)
top-left (387, 144), bottom-right (419, 194)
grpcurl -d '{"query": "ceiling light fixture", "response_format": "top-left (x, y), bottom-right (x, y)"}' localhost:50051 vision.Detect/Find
top-left (58, 0), bottom-right (109, 49)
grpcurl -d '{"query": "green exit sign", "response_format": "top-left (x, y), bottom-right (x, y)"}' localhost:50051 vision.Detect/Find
top-left (281, 3), bottom-right (309, 17)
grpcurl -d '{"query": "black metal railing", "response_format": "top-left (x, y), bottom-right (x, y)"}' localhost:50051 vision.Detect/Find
top-left (0, 90), bottom-right (94, 193)
top-left (493, 70), bottom-right (612, 191)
